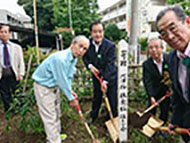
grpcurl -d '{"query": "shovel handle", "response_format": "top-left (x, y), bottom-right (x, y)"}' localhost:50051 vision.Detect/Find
top-left (93, 72), bottom-right (114, 120)
top-left (159, 127), bottom-right (190, 136)
top-left (93, 72), bottom-right (103, 86)
top-left (72, 91), bottom-right (81, 112)
top-left (93, 72), bottom-right (119, 135)
top-left (157, 92), bottom-right (170, 104)
top-left (78, 109), bottom-right (96, 140)
top-left (72, 91), bottom-right (97, 141)
top-left (141, 93), bottom-right (171, 116)
top-left (103, 95), bottom-right (114, 120)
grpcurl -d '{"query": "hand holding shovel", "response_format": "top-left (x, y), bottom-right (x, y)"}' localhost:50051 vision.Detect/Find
top-left (141, 120), bottom-right (190, 138)
top-left (152, 126), bottom-right (190, 136)
top-left (72, 92), bottom-right (101, 143)
top-left (93, 72), bottom-right (119, 143)
top-left (129, 93), bottom-right (171, 129)
top-left (69, 92), bottom-right (79, 107)
top-left (137, 92), bottom-right (171, 117)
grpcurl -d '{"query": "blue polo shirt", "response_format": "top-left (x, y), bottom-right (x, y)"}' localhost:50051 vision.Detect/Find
top-left (32, 48), bottom-right (77, 101)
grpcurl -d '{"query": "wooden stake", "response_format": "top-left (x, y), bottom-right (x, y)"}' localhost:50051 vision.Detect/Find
top-left (33, 0), bottom-right (40, 64)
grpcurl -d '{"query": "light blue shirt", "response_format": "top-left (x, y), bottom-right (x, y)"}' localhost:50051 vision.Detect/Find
top-left (32, 48), bottom-right (77, 101)
top-left (0, 40), bottom-right (12, 68)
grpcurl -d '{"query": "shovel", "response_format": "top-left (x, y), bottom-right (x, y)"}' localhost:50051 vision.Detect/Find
top-left (153, 127), bottom-right (190, 136)
top-left (72, 92), bottom-right (101, 143)
top-left (130, 93), bottom-right (170, 130)
top-left (93, 72), bottom-right (119, 143)
top-left (139, 114), bottom-right (164, 137)
top-left (137, 92), bottom-right (171, 117)
top-left (142, 121), bottom-right (190, 138)
top-left (128, 112), bottom-right (152, 129)
top-left (103, 93), bottom-right (119, 143)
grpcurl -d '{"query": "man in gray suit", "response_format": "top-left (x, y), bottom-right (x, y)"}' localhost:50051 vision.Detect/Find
top-left (0, 24), bottom-right (25, 112)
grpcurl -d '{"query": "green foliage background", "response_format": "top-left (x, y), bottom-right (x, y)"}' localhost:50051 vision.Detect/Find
top-left (18, 0), bottom-right (100, 36)
top-left (104, 24), bottom-right (122, 42)
top-left (167, 0), bottom-right (190, 16)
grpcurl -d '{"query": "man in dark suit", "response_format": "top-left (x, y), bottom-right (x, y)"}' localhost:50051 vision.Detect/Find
top-left (143, 37), bottom-right (170, 124)
top-left (83, 21), bottom-right (118, 122)
top-left (156, 5), bottom-right (190, 143)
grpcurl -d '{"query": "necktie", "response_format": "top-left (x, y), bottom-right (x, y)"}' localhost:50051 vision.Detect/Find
top-left (3, 43), bottom-right (10, 67)
top-left (182, 57), bottom-right (190, 102)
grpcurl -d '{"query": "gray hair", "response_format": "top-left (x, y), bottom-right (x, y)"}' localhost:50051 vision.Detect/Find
top-left (155, 5), bottom-right (186, 32)
top-left (148, 37), bottom-right (164, 48)
top-left (72, 35), bottom-right (89, 44)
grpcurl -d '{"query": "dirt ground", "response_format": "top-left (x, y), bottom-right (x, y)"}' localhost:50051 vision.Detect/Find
top-left (0, 107), bottom-right (45, 143)
top-left (0, 96), bottom-right (173, 143)
top-left (0, 98), bottom-right (113, 143)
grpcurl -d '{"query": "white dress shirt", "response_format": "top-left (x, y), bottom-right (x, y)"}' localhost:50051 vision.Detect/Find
top-left (177, 42), bottom-right (190, 102)
top-left (92, 40), bottom-right (102, 53)
top-left (153, 54), bottom-right (164, 75)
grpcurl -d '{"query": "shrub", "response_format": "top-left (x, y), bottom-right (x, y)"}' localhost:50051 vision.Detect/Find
top-left (104, 24), bottom-right (121, 42)
top-left (139, 38), bottom-right (148, 52)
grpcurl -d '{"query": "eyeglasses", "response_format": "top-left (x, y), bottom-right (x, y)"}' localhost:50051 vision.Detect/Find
top-left (148, 45), bottom-right (161, 50)
top-left (159, 22), bottom-right (182, 39)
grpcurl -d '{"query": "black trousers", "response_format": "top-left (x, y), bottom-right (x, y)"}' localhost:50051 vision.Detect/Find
top-left (0, 67), bottom-right (17, 112)
top-left (149, 97), bottom-right (170, 124)
top-left (90, 76), bottom-right (118, 121)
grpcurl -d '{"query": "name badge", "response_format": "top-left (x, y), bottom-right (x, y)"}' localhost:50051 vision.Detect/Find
top-left (97, 54), bottom-right (101, 59)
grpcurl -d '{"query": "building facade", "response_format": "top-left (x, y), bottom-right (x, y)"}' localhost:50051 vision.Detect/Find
top-left (0, 9), bottom-right (32, 28)
top-left (99, 0), bottom-right (167, 38)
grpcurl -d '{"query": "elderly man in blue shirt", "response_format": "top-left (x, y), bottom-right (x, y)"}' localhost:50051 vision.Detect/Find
top-left (32, 35), bottom-right (89, 143)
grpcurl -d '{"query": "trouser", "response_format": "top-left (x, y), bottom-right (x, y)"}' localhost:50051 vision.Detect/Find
top-left (0, 67), bottom-right (17, 112)
top-left (34, 82), bottom-right (61, 143)
top-left (180, 137), bottom-right (190, 143)
top-left (150, 97), bottom-right (170, 124)
top-left (90, 77), bottom-right (118, 121)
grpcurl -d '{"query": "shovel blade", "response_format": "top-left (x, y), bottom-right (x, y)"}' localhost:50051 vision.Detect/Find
top-left (140, 115), bottom-right (164, 137)
top-left (105, 117), bottom-right (119, 143)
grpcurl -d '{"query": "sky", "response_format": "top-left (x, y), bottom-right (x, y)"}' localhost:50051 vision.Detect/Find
top-left (0, 0), bottom-right (26, 15)
top-left (98, 0), bottom-right (120, 11)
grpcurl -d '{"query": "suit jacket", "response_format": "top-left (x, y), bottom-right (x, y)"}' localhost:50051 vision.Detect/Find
top-left (83, 38), bottom-right (117, 85)
top-left (0, 41), bottom-right (25, 80)
top-left (143, 54), bottom-right (169, 101)
top-left (167, 50), bottom-right (190, 128)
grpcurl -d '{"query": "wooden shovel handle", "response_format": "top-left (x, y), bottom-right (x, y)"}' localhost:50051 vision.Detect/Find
top-left (72, 92), bottom-right (97, 140)
top-left (93, 72), bottom-right (114, 119)
top-left (103, 95), bottom-right (114, 120)
top-left (93, 72), bottom-right (119, 133)
top-left (141, 93), bottom-right (170, 116)
top-left (159, 127), bottom-right (190, 136)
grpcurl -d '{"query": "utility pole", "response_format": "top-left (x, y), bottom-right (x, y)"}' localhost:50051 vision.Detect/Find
top-left (68, 0), bottom-right (74, 35)
top-left (129, 0), bottom-right (139, 64)
top-left (33, 0), bottom-right (40, 64)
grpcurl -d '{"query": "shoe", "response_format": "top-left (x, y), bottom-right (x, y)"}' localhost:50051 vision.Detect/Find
top-left (60, 133), bottom-right (67, 142)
